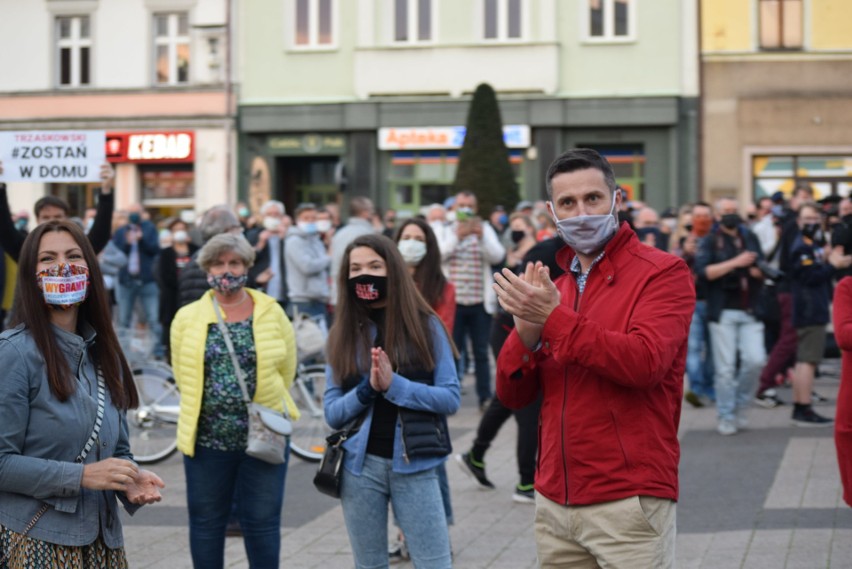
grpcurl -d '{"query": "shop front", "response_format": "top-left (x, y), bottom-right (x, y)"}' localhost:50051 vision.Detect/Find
top-left (378, 125), bottom-right (530, 216)
top-left (105, 130), bottom-right (196, 220)
top-left (242, 133), bottom-right (347, 216)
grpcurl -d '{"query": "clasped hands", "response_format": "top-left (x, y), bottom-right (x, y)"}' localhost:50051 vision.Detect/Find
top-left (81, 458), bottom-right (165, 505)
top-left (369, 347), bottom-right (394, 392)
top-left (492, 261), bottom-right (561, 349)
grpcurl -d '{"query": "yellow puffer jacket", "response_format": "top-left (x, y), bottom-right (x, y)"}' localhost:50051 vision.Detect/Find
top-left (171, 288), bottom-right (299, 457)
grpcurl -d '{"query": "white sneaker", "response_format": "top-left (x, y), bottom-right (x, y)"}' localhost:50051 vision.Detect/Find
top-left (736, 410), bottom-right (749, 429)
top-left (717, 419), bottom-right (737, 436)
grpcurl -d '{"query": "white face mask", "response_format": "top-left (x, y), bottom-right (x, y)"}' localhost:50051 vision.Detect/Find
top-left (398, 239), bottom-right (427, 266)
top-left (550, 193), bottom-right (619, 256)
top-left (173, 230), bottom-right (189, 243)
top-left (316, 220), bottom-right (332, 233)
top-left (263, 216), bottom-right (282, 231)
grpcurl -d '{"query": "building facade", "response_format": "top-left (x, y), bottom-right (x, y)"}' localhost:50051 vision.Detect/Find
top-left (701, 0), bottom-right (852, 205)
top-left (0, 0), bottom-right (234, 220)
top-left (238, 0), bottom-right (700, 217)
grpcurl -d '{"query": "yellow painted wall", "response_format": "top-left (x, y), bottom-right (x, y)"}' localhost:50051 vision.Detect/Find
top-left (702, 0), bottom-right (752, 52)
top-left (811, 0), bottom-right (852, 49)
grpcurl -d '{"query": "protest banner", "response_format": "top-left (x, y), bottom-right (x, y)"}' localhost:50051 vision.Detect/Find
top-left (0, 131), bottom-right (106, 183)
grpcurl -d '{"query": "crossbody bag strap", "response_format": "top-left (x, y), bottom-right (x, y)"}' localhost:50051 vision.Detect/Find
top-left (212, 297), bottom-right (251, 404)
top-left (0, 368), bottom-right (107, 564)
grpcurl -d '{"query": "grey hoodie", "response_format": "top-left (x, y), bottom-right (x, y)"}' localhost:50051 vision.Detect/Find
top-left (284, 227), bottom-right (331, 303)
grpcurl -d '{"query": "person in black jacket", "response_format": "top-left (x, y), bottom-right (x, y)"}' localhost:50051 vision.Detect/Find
top-left (694, 197), bottom-right (766, 436)
top-left (177, 206), bottom-right (243, 308)
top-left (156, 218), bottom-right (198, 360)
top-left (0, 161), bottom-right (114, 261)
top-left (788, 202), bottom-right (852, 426)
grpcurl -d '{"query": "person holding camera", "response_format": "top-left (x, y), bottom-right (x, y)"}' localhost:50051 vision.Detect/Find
top-left (113, 204), bottom-right (162, 356)
top-left (695, 197), bottom-right (767, 436)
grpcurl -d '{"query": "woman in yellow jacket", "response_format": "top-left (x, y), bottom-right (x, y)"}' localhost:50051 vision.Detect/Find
top-left (171, 233), bottom-right (297, 569)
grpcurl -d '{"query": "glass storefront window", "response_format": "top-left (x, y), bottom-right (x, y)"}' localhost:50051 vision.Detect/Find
top-left (388, 150), bottom-right (524, 214)
top-left (752, 154), bottom-right (852, 200)
top-left (140, 164), bottom-right (195, 200)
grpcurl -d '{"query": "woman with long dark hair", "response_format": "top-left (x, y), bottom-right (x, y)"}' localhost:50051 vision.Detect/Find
top-left (324, 234), bottom-right (459, 569)
top-left (0, 220), bottom-right (163, 568)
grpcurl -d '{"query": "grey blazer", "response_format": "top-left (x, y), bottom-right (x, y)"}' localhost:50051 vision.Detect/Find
top-left (0, 322), bottom-right (139, 548)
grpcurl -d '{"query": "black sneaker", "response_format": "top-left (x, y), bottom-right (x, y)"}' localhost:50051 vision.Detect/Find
top-left (755, 389), bottom-right (784, 408)
top-left (512, 484), bottom-right (535, 504)
top-left (455, 452), bottom-right (495, 489)
top-left (792, 406), bottom-right (833, 427)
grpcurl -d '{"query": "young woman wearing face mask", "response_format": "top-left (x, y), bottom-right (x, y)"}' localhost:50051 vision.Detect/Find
top-left (505, 213), bottom-right (538, 269)
top-left (324, 234), bottom-right (460, 569)
top-left (170, 233), bottom-right (299, 569)
top-left (0, 220), bottom-right (164, 568)
top-left (395, 217), bottom-right (456, 332)
top-left (391, 217), bottom-right (456, 561)
top-left (156, 219), bottom-right (199, 362)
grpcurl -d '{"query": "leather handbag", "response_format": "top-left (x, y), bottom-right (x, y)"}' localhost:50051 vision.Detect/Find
top-left (213, 298), bottom-right (292, 465)
top-left (313, 417), bottom-right (363, 498)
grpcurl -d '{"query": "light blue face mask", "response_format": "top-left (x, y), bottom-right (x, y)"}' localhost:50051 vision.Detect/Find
top-left (550, 193), bottom-right (618, 255)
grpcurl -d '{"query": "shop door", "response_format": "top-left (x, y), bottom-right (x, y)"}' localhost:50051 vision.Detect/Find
top-left (276, 157), bottom-right (339, 213)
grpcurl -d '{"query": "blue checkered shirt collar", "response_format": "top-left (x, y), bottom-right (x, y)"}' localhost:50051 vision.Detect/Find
top-left (570, 251), bottom-right (606, 296)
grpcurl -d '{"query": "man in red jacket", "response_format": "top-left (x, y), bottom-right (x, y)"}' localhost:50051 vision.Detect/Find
top-left (493, 148), bottom-right (694, 568)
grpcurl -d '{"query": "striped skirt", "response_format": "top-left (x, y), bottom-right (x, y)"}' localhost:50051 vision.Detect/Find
top-left (0, 527), bottom-right (127, 569)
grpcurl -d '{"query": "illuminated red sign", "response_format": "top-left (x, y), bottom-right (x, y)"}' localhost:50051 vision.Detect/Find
top-left (106, 131), bottom-right (195, 163)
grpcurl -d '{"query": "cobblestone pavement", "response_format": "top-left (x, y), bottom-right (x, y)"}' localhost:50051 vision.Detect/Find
top-left (123, 362), bottom-right (851, 568)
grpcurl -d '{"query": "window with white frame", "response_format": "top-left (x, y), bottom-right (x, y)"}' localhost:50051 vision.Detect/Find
top-left (394, 0), bottom-right (431, 42)
top-left (588, 0), bottom-right (633, 40)
top-left (56, 16), bottom-right (91, 87)
top-left (154, 12), bottom-right (191, 85)
top-left (483, 0), bottom-right (522, 41)
top-left (295, 0), bottom-right (335, 48)
top-left (759, 0), bottom-right (803, 50)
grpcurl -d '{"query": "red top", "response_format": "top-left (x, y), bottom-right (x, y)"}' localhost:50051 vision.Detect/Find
top-left (832, 277), bottom-right (852, 508)
top-left (433, 282), bottom-right (456, 334)
top-left (497, 224), bottom-right (694, 506)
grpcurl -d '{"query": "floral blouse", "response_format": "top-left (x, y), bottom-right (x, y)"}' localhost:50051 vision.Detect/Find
top-left (196, 317), bottom-right (258, 451)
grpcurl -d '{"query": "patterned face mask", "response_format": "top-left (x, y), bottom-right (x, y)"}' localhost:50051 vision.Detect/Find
top-left (207, 272), bottom-right (247, 294)
top-left (36, 263), bottom-right (90, 310)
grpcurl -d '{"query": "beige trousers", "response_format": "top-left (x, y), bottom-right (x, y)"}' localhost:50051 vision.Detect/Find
top-left (534, 494), bottom-right (676, 569)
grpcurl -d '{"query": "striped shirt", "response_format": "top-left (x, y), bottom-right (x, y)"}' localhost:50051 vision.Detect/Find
top-left (449, 235), bottom-right (484, 305)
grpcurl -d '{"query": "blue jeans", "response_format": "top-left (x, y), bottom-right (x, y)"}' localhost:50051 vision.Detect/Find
top-left (709, 309), bottom-right (766, 423)
top-left (341, 454), bottom-right (451, 569)
top-left (453, 303), bottom-right (493, 405)
top-left (116, 278), bottom-right (162, 355)
top-left (686, 300), bottom-right (715, 399)
top-left (184, 445), bottom-right (289, 569)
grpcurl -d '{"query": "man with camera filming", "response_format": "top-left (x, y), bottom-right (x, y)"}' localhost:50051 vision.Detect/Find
top-left (695, 197), bottom-right (768, 436)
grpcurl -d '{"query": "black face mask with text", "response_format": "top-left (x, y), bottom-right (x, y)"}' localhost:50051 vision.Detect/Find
top-left (348, 274), bottom-right (388, 305)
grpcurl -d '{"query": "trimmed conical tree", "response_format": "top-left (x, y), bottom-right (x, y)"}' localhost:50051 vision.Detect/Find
top-left (453, 83), bottom-right (519, 217)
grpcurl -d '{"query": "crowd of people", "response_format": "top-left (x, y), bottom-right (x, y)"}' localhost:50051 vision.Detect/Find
top-left (1, 148), bottom-right (851, 569)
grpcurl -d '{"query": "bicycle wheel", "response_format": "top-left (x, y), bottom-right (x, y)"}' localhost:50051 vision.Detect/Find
top-left (289, 365), bottom-right (330, 462)
top-left (129, 367), bottom-right (180, 464)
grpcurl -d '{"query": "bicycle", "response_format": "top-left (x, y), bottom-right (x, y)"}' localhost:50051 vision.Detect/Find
top-left (118, 327), bottom-right (181, 464)
top-left (288, 362), bottom-right (330, 462)
top-left (126, 348), bottom-right (330, 463)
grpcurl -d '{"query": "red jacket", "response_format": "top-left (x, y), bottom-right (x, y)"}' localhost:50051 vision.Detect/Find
top-left (832, 277), bottom-right (852, 508)
top-left (497, 224), bottom-right (694, 506)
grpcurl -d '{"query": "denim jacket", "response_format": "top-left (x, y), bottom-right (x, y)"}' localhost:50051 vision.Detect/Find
top-left (0, 322), bottom-right (139, 548)
top-left (323, 315), bottom-right (460, 475)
